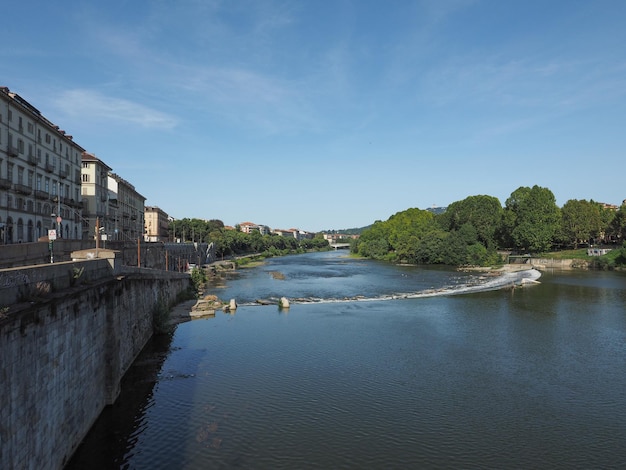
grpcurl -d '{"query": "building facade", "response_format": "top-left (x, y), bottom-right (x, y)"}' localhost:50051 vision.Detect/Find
top-left (0, 87), bottom-right (85, 244)
top-left (81, 152), bottom-right (112, 241)
top-left (107, 173), bottom-right (145, 242)
top-left (144, 206), bottom-right (170, 242)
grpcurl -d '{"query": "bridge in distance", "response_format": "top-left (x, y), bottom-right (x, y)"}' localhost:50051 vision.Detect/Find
top-left (330, 243), bottom-right (351, 250)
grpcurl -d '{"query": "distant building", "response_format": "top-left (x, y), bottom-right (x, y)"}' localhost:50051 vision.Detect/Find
top-left (239, 221), bottom-right (271, 235)
top-left (322, 233), bottom-right (359, 243)
top-left (599, 202), bottom-right (619, 211)
top-left (144, 206), bottom-right (170, 242)
top-left (108, 173), bottom-right (145, 241)
top-left (0, 87), bottom-right (85, 243)
top-left (588, 248), bottom-right (612, 256)
top-left (273, 228), bottom-right (314, 240)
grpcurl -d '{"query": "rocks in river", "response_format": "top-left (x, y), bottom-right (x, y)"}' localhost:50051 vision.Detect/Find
top-left (279, 297), bottom-right (290, 309)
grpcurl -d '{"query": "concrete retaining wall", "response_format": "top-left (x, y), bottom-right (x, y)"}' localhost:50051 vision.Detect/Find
top-left (0, 267), bottom-right (190, 470)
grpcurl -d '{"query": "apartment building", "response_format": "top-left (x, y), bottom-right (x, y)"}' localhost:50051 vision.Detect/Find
top-left (107, 173), bottom-right (146, 242)
top-left (239, 221), bottom-right (271, 235)
top-left (0, 87), bottom-right (84, 244)
top-left (81, 152), bottom-right (112, 240)
top-left (144, 206), bottom-right (170, 242)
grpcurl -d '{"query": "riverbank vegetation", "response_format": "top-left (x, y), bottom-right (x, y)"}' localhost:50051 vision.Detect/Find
top-left (169, 217), bottom-right (330, 259)
top-left (351, 185), bottom-right (626, 268)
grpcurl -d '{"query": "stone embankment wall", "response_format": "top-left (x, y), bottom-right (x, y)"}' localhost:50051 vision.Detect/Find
top-left (0, 262), bottom-right (190, 470)
top-left (529, 258), bottom-right (589, 270)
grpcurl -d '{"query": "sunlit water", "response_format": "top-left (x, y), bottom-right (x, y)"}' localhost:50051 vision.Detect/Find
top-left (66, 251), bottom-right (626, 469)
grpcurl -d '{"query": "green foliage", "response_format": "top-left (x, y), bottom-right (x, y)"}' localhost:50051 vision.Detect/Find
top-left (559, 199), bottom-right (603, 248)
top-left (502, 185), bottom-right (561, 253)
top-left (352, 207), bottom-right (503, 267)
top-left (206, 227), bottom-right (328, 260)
top-left (190, 266), bottom-right (207, 294)
top-left (437, 195), bottom-right (502, 249)
top-left (152, 295), bottom-right (172, 335)
top-left (608, 205), bottom-right (626, 241)
top-left (590, 242), bottom-right (626, 269)
top-left (170, 218), bottom-right (225, 243)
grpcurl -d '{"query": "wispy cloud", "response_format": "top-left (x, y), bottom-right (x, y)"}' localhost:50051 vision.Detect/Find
top-left (52, 89), bottom-right (178, 130)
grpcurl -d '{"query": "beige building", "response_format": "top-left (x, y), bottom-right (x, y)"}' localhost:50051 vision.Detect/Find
top-left (107, 173), bottom-right (145, 241)
top-left (81, 152), bottom-right (112, 240)
top-left (0, 87), bottom-right (85, 243)
top-left (144, 206), bottom-right (170, 242)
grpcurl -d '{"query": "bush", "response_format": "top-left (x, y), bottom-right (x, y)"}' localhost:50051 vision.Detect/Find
top-left (190, 267), bottom-right (207, 295)
top-left (152, 296), bottom-right (172, 334)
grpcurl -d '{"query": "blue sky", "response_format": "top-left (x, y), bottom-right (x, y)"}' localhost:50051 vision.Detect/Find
top-left (2, 0), bottom-right (625, 232)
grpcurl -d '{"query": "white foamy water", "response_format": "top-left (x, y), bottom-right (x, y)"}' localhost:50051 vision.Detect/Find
top-left (239, 268), bottom-right (542, 306)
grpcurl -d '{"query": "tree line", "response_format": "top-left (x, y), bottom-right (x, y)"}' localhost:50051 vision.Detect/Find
top-left (169, 218), bottom-right (329, 258)
top-left (352, 185), bottom-right (626, 267)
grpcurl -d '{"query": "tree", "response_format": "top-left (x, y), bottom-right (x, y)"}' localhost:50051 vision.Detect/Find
top-left (502, 185), bottom-right (560, 253)
top-left (438, 195), bottom-right (503, 249)
top-left (608, 205), bottom-right (626, 243)
top-left (559, 199), bottom-right (603, 248)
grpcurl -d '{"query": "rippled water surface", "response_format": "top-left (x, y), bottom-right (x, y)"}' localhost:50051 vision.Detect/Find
top-left (66, 252), bottom-right (626, 469)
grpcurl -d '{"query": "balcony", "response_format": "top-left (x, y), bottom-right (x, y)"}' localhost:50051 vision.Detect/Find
top-left (34, 190), bottom-right (49, 200)
top-left (45, 163), bottom-right (54, 173)
top-left (27, 154), bottom-right (37, 165)
top-left (0, 177), bottom-right (12, 190)
top-left (100, 193), bottom-right (108, 202)
top-left (15, 183), bottom-right (33, 195)
top-left (60, 168), bottom-right (69, 179)
top-left (7, 145), bottom-right (19, 157)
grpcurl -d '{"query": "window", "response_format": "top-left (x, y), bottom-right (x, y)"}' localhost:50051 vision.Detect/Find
top-left (36, 174), bottom-right (42, 190)
top-left (28, 170), bottom-right (33, 186)
top-left (17, 166), bottom-right (24, 184)
top-left (52, 181), bottom-right (57, 196)
top-left (45, 133), bottom-right (51, 144)
top-left (7, 163), bottom-right (14, 180)
top-left (18, 139), bottom-right (24, 154)
top-left (44, 177), bottom-right (50, 193)
top-left (82, 174), bottom-right (90, 183)
top-left (27, 122), bottom-right (34, 134)
top-left (82, 162), bottom-right (89, 168)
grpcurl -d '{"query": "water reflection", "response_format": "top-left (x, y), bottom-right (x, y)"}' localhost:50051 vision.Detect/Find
top-left (65, 333), bottom-right (175, 469)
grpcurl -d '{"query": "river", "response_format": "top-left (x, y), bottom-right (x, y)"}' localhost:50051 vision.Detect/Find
top-left (66, 251), bottom-right (626, 469)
